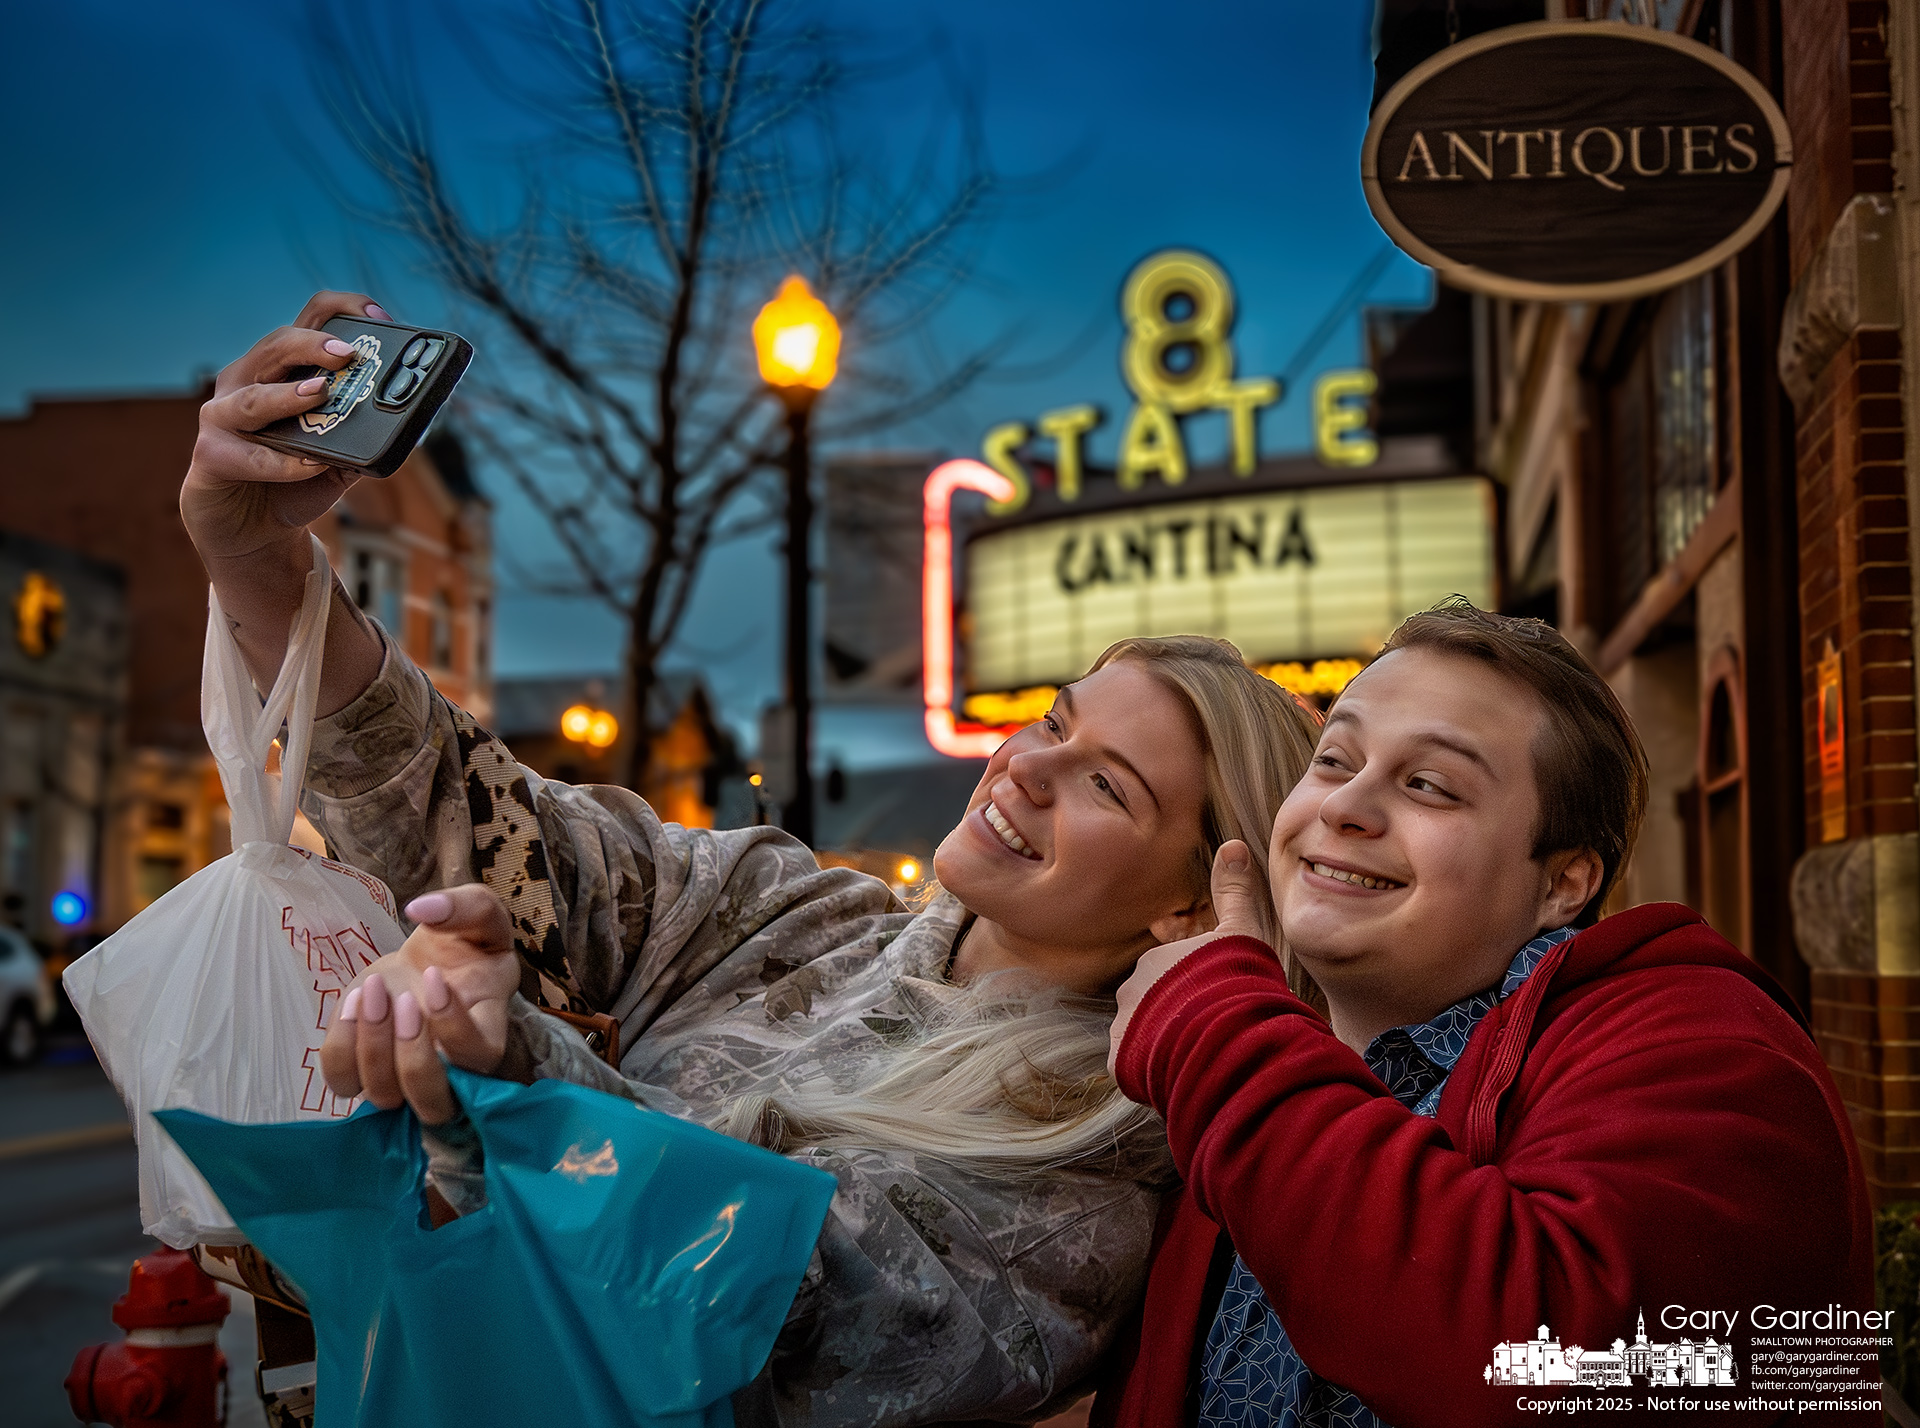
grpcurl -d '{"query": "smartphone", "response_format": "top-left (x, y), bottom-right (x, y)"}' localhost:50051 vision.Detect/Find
top-left (252, 315), bottom-right (473, 478)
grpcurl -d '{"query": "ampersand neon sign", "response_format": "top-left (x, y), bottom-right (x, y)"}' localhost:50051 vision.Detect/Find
top-left (923, 460), bottom-right (1021, 758)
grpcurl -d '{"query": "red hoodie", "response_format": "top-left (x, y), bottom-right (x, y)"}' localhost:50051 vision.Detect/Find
top-left (1098, 902), bottom-right (1873, 1428)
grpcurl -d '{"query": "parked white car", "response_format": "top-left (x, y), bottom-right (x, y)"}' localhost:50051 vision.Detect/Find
top-left (0, 926), bottom-right (54, 1064)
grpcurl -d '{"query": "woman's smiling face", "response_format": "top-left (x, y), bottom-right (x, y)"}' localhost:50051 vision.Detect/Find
top-left (933, 661), bottom-right (1213, 991)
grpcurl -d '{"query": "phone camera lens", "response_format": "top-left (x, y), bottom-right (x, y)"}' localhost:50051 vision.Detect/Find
top-left (400, 336), bottom-right (428, 367)
top-left (382, 367), bottom-right (422, 405)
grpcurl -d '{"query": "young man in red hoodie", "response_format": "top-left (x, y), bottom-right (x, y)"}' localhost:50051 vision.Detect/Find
top-left (1101, 601), bottom-right (1873, 1428)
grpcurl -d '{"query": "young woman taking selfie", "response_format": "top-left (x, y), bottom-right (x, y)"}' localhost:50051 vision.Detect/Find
top-left (181, 293), bottom-right (1321, 1425)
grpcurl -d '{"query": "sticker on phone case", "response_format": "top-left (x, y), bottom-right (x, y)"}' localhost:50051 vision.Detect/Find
top-left (299, 334), bottom-right (382, 435)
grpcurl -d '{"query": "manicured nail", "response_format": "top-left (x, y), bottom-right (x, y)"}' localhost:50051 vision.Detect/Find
top-left (339, 986), bottom-right (363, 1023)
top-left (324, 338), bottom-right (355, 357)
top-left (365, 303), bottom-right (392, 321)
top-left (299, 457), bottom-right (325, 467)
top-left (362, 974), bottom-right (390, 1023)
top-left (406, 892), bottom-right (452, 925)
top-left (296, 375), bottom-right (325, 396)
top-left (421, 965), bottom-right (451, 1013)
top-left (394, 991), bottom-right (422, 1041)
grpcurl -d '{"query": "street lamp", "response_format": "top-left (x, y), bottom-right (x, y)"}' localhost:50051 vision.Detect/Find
top-left (561, 702), bottom-right (619, 751)
top-left (753, 275), bottom-right (840, 847)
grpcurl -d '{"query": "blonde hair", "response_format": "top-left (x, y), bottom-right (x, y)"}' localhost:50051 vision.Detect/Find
top-left (725, 635), bottom-right (1320, 1183)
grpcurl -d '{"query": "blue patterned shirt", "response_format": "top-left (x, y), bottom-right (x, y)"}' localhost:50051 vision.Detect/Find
top-left (1196, 926), bottom-right (1580, 1428)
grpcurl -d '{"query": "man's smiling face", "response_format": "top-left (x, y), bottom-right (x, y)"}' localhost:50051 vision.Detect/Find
top-left (1269, 645), bottom-right (1583, 1043)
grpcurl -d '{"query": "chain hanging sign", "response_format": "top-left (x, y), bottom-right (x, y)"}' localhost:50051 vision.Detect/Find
top-left (1361, 21), bottom-right (1791, 302)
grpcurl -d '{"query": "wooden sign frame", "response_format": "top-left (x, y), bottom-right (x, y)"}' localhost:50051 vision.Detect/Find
top-left (1361, 21), bottom-right (1793, 302)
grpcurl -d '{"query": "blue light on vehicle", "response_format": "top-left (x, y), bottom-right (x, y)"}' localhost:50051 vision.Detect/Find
top-left (51, 891), bottom-right (87, 926)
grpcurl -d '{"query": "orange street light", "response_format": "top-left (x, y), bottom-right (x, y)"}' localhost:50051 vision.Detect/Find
top-left (752, 276), bottom-right (841, 392)
top-left (561, 703), bottom-right (619, 751)
top-left (752, 276), bottom-right (840, 849)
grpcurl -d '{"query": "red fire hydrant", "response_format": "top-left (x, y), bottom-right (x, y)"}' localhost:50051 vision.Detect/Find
top-left (66, 1247), bottom-right (230, 1427)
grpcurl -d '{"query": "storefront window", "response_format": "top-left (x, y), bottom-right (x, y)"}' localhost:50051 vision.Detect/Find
top-left (431, 591), bottom-right (454, 670)
top-left (1598, 276), bottom-right (1719, 622)
top-left (351, 547), bottom-right (407, 638)
top-left (3, 799), bottom-right (33, 896)
top-left (1651, 277), bottom-right (1717, 569)
top-left (1699, 665), bottom-right (1746, 950)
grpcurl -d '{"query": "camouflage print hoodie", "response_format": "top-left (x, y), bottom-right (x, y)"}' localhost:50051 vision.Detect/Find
top-left (299, 634), bottom-right (1162, 1427)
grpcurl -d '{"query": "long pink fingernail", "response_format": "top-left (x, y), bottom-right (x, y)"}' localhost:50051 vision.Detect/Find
top-left (421, 965), bottom-right (451, 1013)
top-left (339, 986), bottom-right (363, 1023)
top-left (362, 974), bottom-right (390, 1023)
top-left (324, 338), bottom-right (355, 357)
top-left (406, 892), bottom-right (453, 925)
top-left (394, 991), bottom-right (423, 1040)
top-left (297, 375), bottom-right (325, 396)
top-left (366, 303), bottom-right (392, 321)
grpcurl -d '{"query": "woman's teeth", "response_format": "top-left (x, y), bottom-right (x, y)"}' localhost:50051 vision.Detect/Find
top-left (984, 801), bottom-right (1040, 859)
top-left (1312, 862), bottom-right (1402, 890)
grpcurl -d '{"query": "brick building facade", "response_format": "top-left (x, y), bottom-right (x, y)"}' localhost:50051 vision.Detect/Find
top-left (1777, 0), bottom-right (1920, 1204)
top-left (1388, 0), bottom-right (1920, 1202)
top-left (0, 383), bottom-right (492, 931)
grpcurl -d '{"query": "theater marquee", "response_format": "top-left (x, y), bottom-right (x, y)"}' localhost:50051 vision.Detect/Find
top-left (965, 477), bottom-right (1495, 692)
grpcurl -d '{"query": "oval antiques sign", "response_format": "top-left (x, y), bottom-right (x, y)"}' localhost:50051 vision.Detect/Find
top-left (1361, 21), bottom-right (1791, 302)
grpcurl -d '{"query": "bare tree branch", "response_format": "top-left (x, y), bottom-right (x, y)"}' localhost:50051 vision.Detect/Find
top-left (313, 0), bottom-right (1011, 789)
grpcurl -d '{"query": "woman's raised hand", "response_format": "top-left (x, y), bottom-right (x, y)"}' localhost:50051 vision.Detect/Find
top-left (1108, 840), bottom-right (1269, 1077)
top-left (321, 882), bottom-right (523, 1126)
top-left (180, 291), bottom-right (394, 562)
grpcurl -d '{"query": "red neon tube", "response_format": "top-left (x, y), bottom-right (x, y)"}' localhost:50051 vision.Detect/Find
top-left (923, 459), bottom-right (1022, 758)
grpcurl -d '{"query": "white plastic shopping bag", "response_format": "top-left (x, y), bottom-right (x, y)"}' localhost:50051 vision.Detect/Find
top-left (64, 534), bottom-right (408, 1247)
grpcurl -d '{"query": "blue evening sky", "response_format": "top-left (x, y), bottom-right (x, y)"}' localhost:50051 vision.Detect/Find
top-left (2, 1), bottom-right (1427, 764)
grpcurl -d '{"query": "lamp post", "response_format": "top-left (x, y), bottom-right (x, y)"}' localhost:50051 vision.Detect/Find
top-left (752, 275), bottom-right (841, 846)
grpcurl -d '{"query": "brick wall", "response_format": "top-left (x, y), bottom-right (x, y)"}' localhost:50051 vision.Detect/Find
top-left (0, 388), bottom-right (492, 743)
top-left (1812, 969), bottom-right (1920, 1197)
top-left (1796, 332), bottom-right (1919, 845)
top-left (1785, 1), bottom-right (1895, 275)
top-left (0, 389), bottom-right (215, 751)
top-left (1787, 0), bottom-right (1920, 1207)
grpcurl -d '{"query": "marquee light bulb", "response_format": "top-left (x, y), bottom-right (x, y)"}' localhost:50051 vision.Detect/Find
top-left (561, 704), bottom-right (594, 742)
top-left (586, 711), bottom-right (619, 749)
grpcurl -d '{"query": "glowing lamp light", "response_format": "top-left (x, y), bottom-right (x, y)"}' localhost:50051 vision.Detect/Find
top-left (896, 859), bottom-right (920, 884)
top-left (561, 703), bottom-right (619, 750)
top-left (753, 276), bottom-right (841, 391)
top-left (51, 890), bottom-right (87, 926)
top-left (923, 459), bottom-right (1021, 759)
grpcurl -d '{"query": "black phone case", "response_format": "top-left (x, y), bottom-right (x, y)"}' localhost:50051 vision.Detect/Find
top-left (253, 316), bottom-right (473, 478)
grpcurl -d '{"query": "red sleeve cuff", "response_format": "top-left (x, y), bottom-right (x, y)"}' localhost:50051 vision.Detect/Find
top-left (1116, 935), bottom-right (1297, 1102)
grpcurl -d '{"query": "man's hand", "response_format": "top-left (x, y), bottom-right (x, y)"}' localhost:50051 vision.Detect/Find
top-left (321, 883), bottom-right (522, 1125)
top-left (1108, 840), bottom-right (1270, 1078)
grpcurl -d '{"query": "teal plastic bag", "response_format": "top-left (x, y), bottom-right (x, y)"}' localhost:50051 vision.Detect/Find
top-left (157, 1068), bottom-right (835, 1428)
